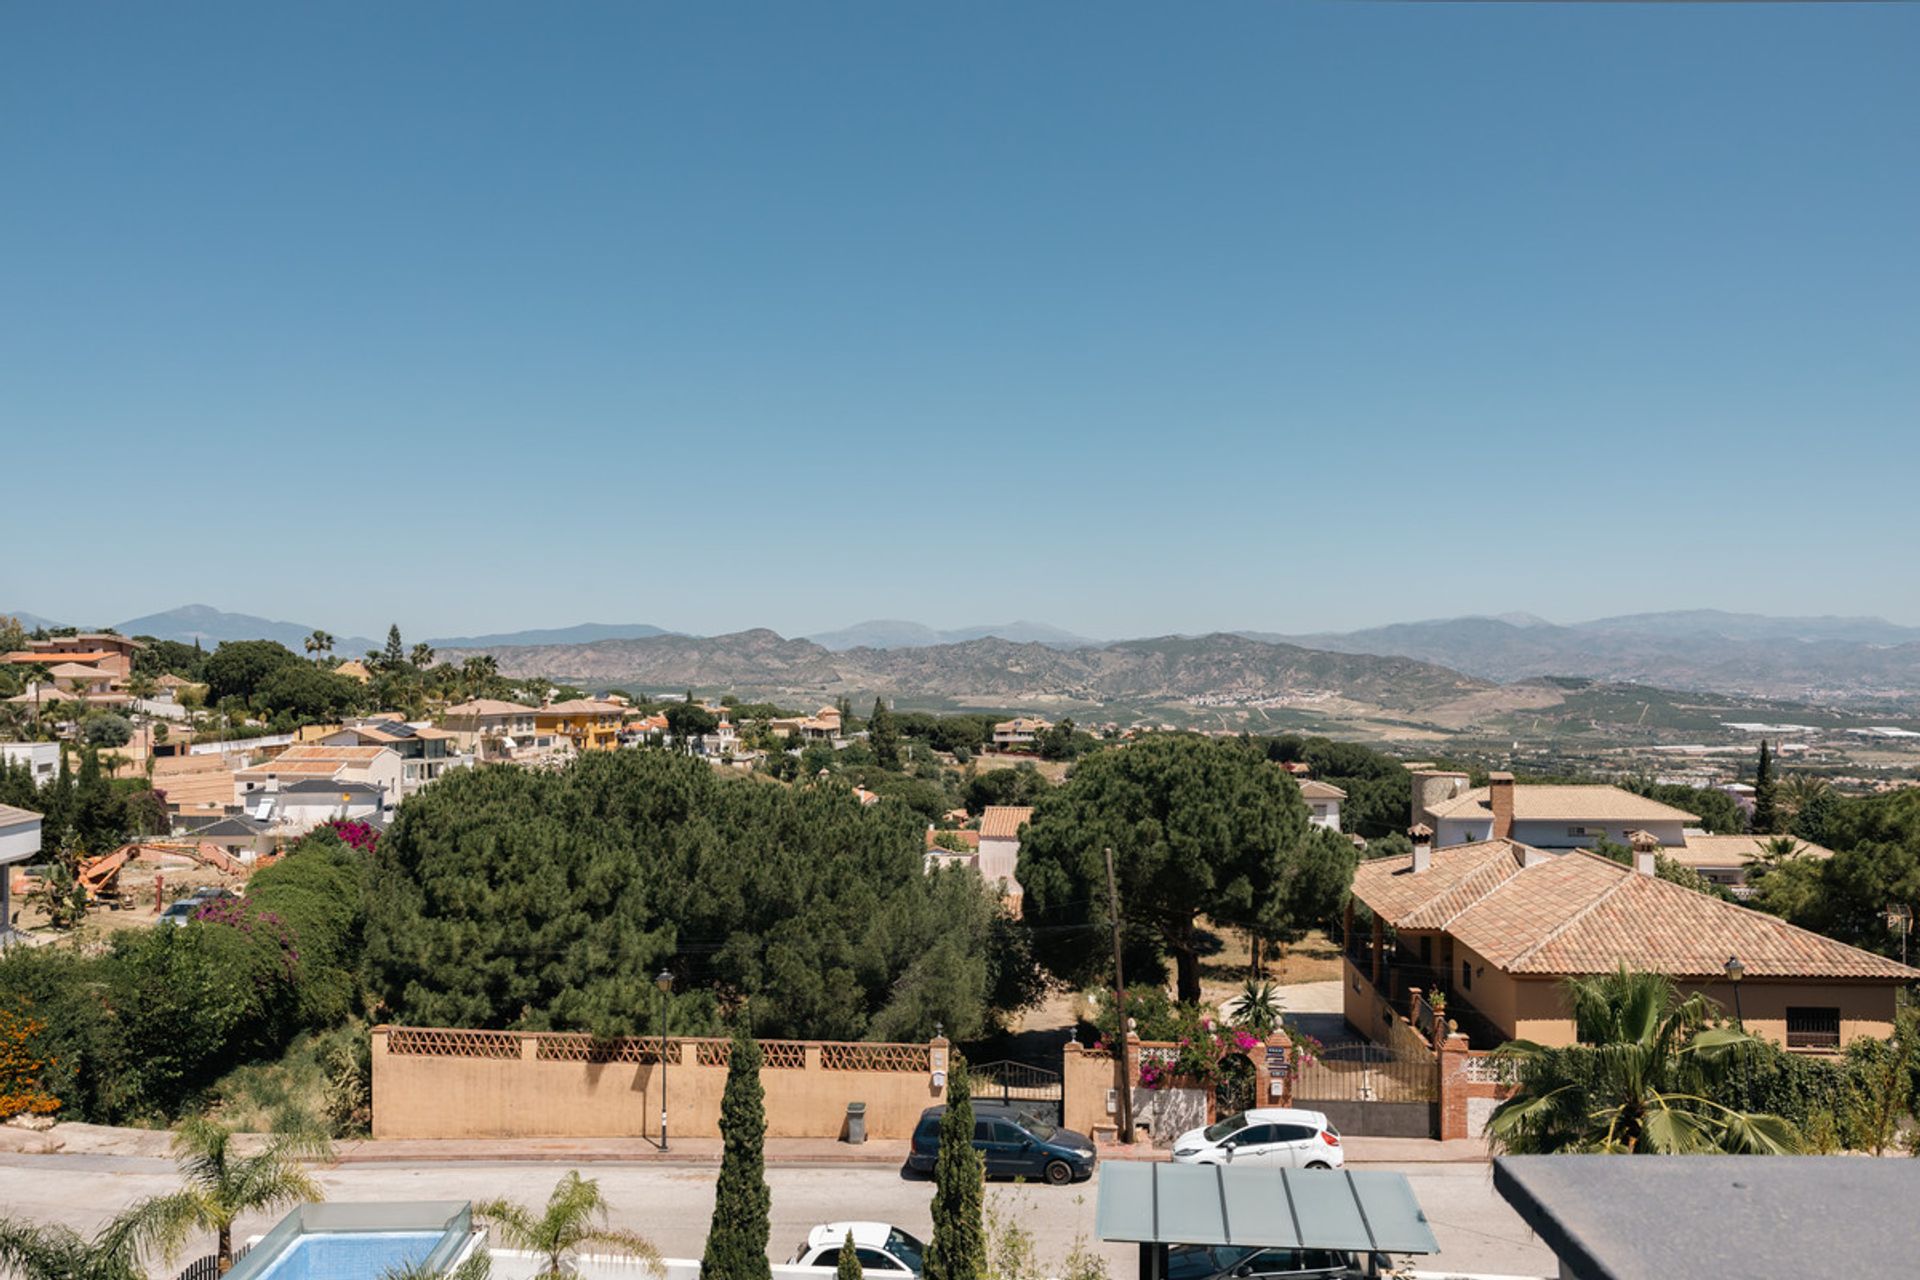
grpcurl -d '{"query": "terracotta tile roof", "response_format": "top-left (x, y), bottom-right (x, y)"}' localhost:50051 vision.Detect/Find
top-left (538, 699), bottom-right (624, 717)
top-left (1297, 780), bottom-right (1347, 800)
top-left (926, 828), bottom-right (982, 852)
top-left (1662, 833), bottom-right (1836, 870)
top-left (1430, 784), bottom-right (1698, 824)
top-left (3, 651), bottom-right (118, 665)
top-left (979, 806), bottom-right (1034, 839)
top-left (235, 760), bottom-right (347, 778)
top-left (1353, 840), bottom-right (1530, 930)
top-left (443, 699), bottom-right (535, 718)
top-left (275, 745), bottom-right (391, 762)
top-left (1361, 841), bottom-right (1918, 981)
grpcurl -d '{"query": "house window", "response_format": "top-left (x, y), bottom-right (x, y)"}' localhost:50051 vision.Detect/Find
top-left (1460, 960), bottom-right (1472, 991)
top-left (1786, 1007), bottom-right (1841, 1050)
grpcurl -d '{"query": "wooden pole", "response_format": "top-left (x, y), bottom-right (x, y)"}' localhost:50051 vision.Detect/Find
top-left (1104, 845), bottom-right (1135, 1144)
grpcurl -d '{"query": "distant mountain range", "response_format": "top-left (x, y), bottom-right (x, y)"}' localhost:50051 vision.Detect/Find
top-left (437, 629), bottom-right (1488, 715)
top-left (111, 605), bottom-right (381, 656)
top-left (424, 622), bottom-right (672, 649)
top-left (1252, 610), bottom-right (1920, 701)
top-left (805, 619), bottom-right (1099, 651)
top-left (11, 602), bottom-right (1920, 708)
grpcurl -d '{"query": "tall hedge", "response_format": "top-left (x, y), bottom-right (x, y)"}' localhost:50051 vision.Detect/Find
top-left (0, 824), bottom-right (369, 1123)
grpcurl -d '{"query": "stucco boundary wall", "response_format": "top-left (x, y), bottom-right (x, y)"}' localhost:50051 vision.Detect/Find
top-left (372, 1026), bottom-right (952, 1140)
top-left (1061, 1031), bottom-right (1293, 1147)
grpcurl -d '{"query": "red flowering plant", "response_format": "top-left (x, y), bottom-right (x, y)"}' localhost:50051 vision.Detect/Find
top-left (321, 819), bottom-right (379, 854)
top-left (193, 896), bottom-right (301, 984)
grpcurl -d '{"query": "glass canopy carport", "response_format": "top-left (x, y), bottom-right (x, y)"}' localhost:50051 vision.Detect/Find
top-left (1096, 1164), bottom-right (1441, 1280)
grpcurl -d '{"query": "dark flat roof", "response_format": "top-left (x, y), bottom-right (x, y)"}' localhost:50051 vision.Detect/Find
top-left (1096, 1163), bottom-right (1438, 1256)
top-left (1494, 1154), bottom-right (1920, 1280)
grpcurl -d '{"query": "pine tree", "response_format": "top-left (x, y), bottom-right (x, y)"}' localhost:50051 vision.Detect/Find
top-left (869, 698), bottom-right (899, 771)
top-left (1752, 740), bottom-right (1779, 835)
top-left (701, 1028), bottom-right (771, 1280)
top-left (383, 625), bottom-right (405, 670)
top-left (836, 1233), bottom-right (863, 1280)
top-left (924, 1055), bottom-right (985, 1280)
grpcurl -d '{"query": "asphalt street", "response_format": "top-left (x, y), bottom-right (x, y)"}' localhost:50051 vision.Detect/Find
top-left (0, 1154), bottom-right (1556, 1278)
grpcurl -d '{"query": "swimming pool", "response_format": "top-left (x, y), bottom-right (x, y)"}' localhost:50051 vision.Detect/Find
top-left (249, 1231), bottom-right (444, 1280)
top-left (226, 1203), bottom-right (474, 1280)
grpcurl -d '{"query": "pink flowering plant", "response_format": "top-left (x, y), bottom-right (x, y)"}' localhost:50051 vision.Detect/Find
top-left (193, 896), bottom-right (302, 984)
top-left (321, 819), bottom-right (380, 854)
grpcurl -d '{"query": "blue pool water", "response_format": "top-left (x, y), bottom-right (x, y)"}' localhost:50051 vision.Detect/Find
top-left (249, 1232), bottom-right (446, 1280)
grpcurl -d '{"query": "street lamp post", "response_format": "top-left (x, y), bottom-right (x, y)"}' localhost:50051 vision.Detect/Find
top-left (1724, 955), bottom-right (1744, 1026)
top-left (656, 969), bottom-right (674, 1151)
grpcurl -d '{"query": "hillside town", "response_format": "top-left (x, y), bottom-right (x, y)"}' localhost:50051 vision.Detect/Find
top-left (4, 606), bottom-right (1920, 1280)
top-left (7, 1), bottom-right (1919, 1277)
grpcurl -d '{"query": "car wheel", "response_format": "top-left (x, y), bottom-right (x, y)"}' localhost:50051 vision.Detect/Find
top-left (1044, 1160), bottom-right (1073, 1186)
top-left (1304, 1161), bottom-right (1333, 1171)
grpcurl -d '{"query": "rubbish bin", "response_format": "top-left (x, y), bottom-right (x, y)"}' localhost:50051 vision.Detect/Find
top-left (845, 1101), bottom-right (867, 1144)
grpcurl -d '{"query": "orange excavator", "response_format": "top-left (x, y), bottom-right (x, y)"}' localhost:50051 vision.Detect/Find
top-left (9, 841), bottom-right (251, 904)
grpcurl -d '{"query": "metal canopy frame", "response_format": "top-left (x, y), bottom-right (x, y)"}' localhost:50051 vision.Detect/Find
top-left (1096, 1163), bottom-right (1440, 1279)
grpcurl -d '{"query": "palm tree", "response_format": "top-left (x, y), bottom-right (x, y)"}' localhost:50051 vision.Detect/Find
top-left (0, 1211), bottom-right (153, 1280)
top-left (476, 1171), bottom-right (658, 1279)
top-left (1776, 773), bottom-right (1829, 821)
top-left (305, 631), bottom-right (335, 662)
top-left (1757, 835), bottom-right (1807, 866)
top-left (381, 1252), bottom-right (494, 1280)
top-left (122, 1116), bottom-right (328, 1273)
top-left (1486, 968), bottom-right (1801, 1156)
top-left (410, 643), bottom-right (436, 670)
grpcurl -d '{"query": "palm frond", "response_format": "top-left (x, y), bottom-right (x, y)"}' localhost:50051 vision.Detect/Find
top-left (111, 1191), bottom-right (213, 1263)
top-left (474, 1200), bottom-right (540, 1253)
top-left (577, 1230), bottom-right (662, 1275)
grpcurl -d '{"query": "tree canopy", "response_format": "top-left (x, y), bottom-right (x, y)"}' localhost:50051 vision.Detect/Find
top-left (1018, 735), bottom-right (1339, 1002)
top-left (364, 751), bottom-right (1034, 1041)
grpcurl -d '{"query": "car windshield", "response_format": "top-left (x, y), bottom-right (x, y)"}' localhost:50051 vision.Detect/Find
top-left (1017, 1115), bottom-right (1058, 1141)
top-left (1167, 1246), bottom-right (1260, 1280)
top-left (1203, 1112), bottom-right (1249, 1143)
top-left (885, 1229), bottom-right (926, 1274)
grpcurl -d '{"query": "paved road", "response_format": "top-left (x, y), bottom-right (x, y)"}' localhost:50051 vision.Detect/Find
top-left (0, 1155), bottom-right (1555, 1278)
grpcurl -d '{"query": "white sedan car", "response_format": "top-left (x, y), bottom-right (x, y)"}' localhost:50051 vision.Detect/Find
top-left (788, 1222), bottom-right (926, 1276)
top-left (1169, 1108), bottom-right (1345, 1169)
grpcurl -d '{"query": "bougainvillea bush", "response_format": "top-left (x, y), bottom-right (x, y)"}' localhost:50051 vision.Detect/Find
top-left (321, 819), bottom-right (379, 854)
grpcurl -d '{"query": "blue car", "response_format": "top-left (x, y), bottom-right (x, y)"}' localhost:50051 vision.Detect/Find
top-left (908, 1102), bottom-right (1097, 1185)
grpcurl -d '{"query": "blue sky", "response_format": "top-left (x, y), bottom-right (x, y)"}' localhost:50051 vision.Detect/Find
top-left (4, 2), bottom-right (1916, 640)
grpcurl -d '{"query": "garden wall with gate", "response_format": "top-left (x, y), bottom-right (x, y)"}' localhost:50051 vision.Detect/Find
top-left (371, 1025), bottom-right (949, 1140)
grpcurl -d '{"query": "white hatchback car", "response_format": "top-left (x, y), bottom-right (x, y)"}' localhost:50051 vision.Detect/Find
top-left (1169, 1108), bottom-right (1344, 1169)
top-left (788, 1222), bottom-right (926, 1277)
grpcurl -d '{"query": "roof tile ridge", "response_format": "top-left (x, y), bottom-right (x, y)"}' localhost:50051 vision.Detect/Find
top-left (1506, 852), bottom-right (1635, 967)
top-left (1430, 842), bottom-right (1526, 930)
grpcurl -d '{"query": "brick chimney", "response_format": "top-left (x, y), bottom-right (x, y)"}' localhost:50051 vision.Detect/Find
top-left (1489, 772), bottom-right (1515, 840)
top-left (1409, 823), bottom-right (1434, 874)
top-left (1629, 829), bottom-right (1660, 877)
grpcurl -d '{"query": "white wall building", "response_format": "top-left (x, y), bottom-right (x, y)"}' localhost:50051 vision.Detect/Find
top-left (1299, 779), bottom-right (1345, 831)
top-left (0, 741), bottom-right (60, 788)
top-left (0, 803), bottom-right (43, 938)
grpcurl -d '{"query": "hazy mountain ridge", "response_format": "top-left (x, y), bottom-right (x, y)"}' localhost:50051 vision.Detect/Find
top-left (806, 619), bottom-right (1098, 650)
top-left (1258, 610), bottom-right (1920, 702)
top-left (442, 629), bottom-right (1490, 712)
top-left (425, 622), bottom-right (672, 648)
top-left (110, 604), bottom-right (380, 655)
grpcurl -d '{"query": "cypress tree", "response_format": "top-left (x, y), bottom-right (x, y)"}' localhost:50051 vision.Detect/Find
top-left (1752, 740), bottom-right (1778, 835)
top-left (924, 1055), bottom-right (985, 1280)
top-left (869, 698), bottom-right (899, 771)
top-left (701, 1027), bottom-right (771, 1280)
top-left (836, 1233), bottom-right (863, 1280)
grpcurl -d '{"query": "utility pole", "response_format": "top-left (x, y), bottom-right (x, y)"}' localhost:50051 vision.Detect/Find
top-left (1104, 845), bottom-right (1135, 1144)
